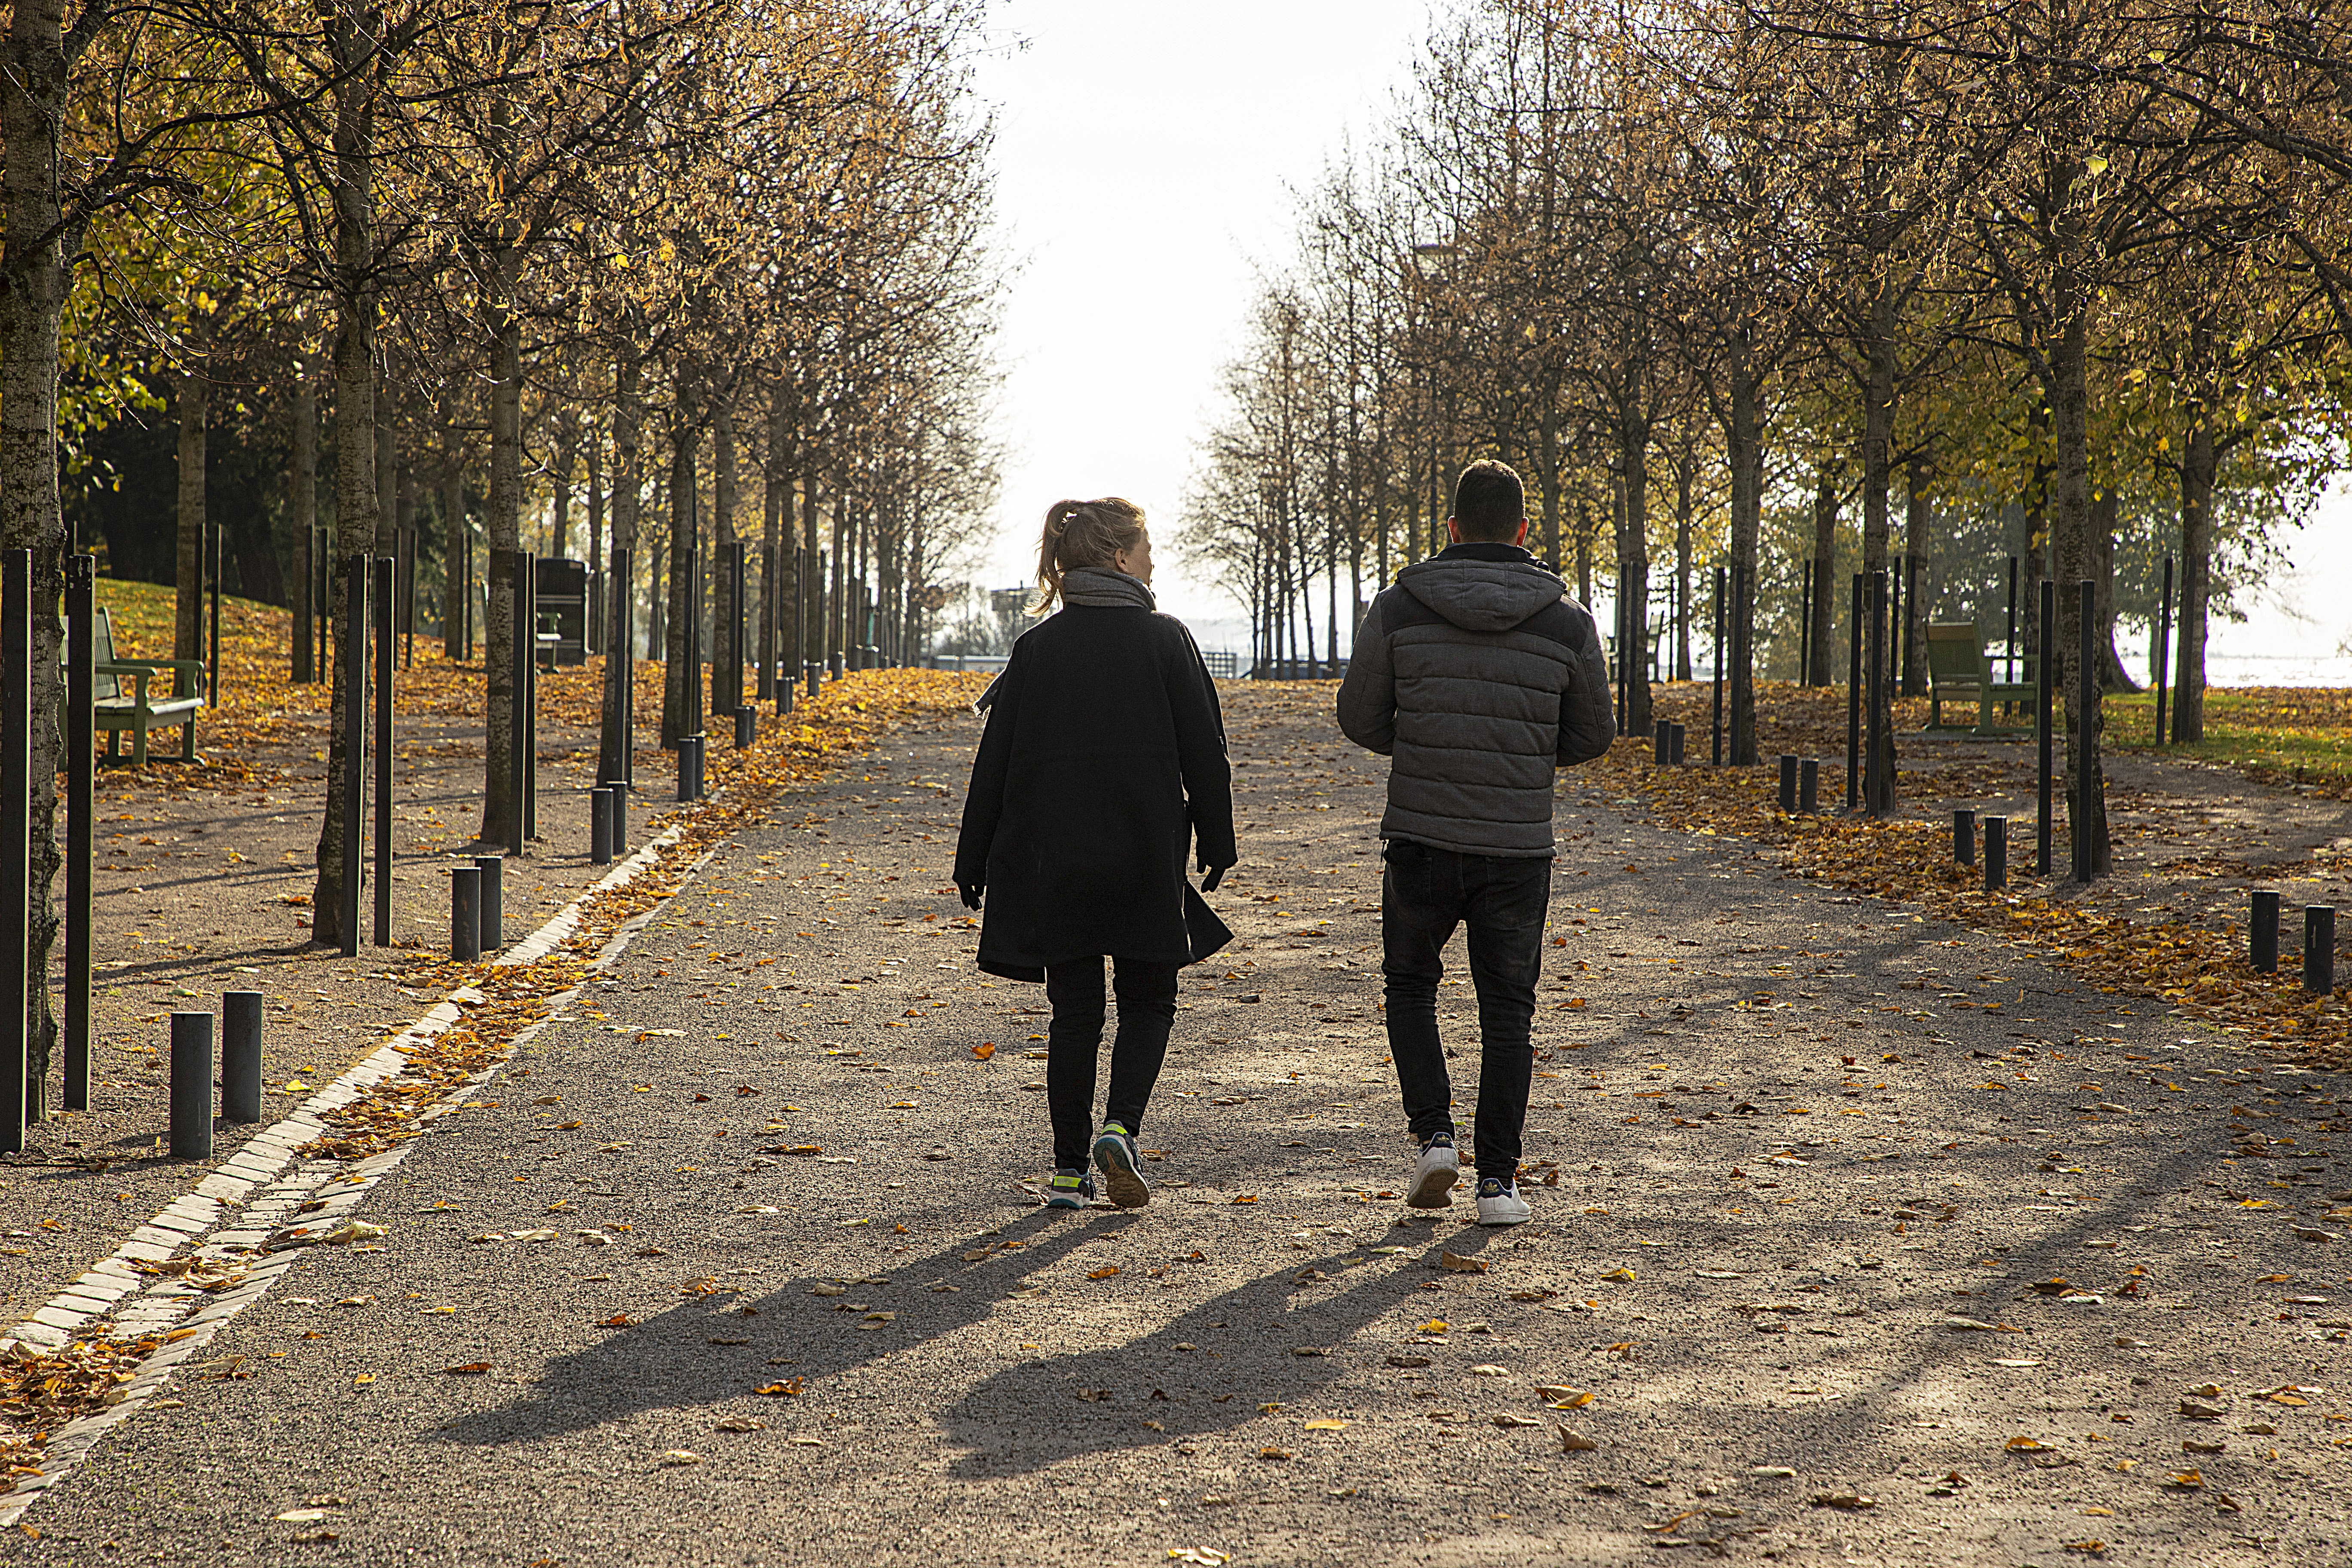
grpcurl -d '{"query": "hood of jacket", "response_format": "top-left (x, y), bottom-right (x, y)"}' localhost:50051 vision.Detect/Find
top-left (1395, 543), bottom-right (1568, 633)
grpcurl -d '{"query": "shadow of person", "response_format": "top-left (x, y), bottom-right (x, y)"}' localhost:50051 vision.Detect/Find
top-left (431, 1206), bottom-right (1109, 1449)
top-left (937, 1234), bottom-right (1439, 1479)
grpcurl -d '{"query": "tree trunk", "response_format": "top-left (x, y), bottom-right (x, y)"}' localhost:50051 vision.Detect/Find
top-left (550, 411), bottom-right (575, 562)
top-left (585, 412), bottom-right (605, 651)
top-left (1807, 461), bottom-right (1839, 688)
top-left (1574, 500), bottom-right (1592, 606)
top-left (660, 419), bottom-right (697, 747)
top-left (479, 249), bottom-right (522, 848)
top-left (1672, 440), bottom-right (1693, 681)
top-left (311, 10), bottom-right (381, 949)
top-left (1860, 297), bottom-right (1896, 815)
top-left (292, 362), bottom-right (317, 682)
top-left (2174, 401), bottom-right (2215, 743)
top-left (712, 396), bottom-right (738, 713)
top-left (1615, 406), bottom-right (1653, 742)
top-left (441, 464), bottom-right (466, 659)
top-left (2045, 280), bottom-right (2109, 881)
top-left (1902, 451), bottom-right (1931, 695)
top-left (2172, 309), bottom-right (2218, 743)
top-left (760, 386), bottom-right (789, 697)
top-left (598, 355), bottom-right (641, 783)
top-left (1725, 345), bottom-right (1761, 765)
top-left (1537, 393), bottom-right (1562, 571)
top-left (175, 368), bottom-right (208, 662)
top-left (2, 0), bottom-right (76, 1099)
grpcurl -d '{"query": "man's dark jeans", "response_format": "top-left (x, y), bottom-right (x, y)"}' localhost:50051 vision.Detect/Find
top-left (1381, 838), bottom-right (1549, 1181)
top-left (1044, 957), bottom-right (1179, 1172)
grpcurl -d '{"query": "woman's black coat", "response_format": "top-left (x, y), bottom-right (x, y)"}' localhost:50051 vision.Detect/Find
top-left (954, 603), bottom-right (1236, 981)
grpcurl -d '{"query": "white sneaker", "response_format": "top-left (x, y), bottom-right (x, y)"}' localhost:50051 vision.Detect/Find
top-left (1476, 1176), bottom-right (1531, 1227)
top-left (1407, 1133), bottom-right (1459, 1208)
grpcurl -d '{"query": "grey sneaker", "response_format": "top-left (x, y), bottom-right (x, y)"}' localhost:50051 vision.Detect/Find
top-left (1475, 1176), bottom-right (1531, 1227)
top-left (1407, 1132), bottom-right (1459, 1208)
top-left (1045, 1169), bottom-right (1096, 1209)
top-left (1092, 1123), bottom-right (1150, 1209)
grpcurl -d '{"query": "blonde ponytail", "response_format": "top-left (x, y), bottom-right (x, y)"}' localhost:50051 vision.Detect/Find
top-left (1031, 496), bottom-right (1147, 614)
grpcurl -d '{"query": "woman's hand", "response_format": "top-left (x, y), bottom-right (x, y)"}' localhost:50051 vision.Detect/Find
top-left (1198, 861), bottom-right (1234, 893)
top-left (958, 882), bottom-right (984, 910)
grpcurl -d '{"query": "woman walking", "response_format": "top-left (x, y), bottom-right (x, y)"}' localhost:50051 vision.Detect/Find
top-left (954, 498), bottom-right (1236, 1209)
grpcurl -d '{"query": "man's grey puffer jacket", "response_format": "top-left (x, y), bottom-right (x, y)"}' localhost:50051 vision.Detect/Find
top-left (1336, 542), bottom-right (1614, 857)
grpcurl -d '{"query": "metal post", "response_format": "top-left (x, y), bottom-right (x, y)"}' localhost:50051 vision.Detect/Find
top-left (0, 551), bottom-right (28, 1148)
top-left (222, 990), bottom-right (263, 1123)
top-left (1902, 554), bottom-right (1920, 697)
top-left (341, 555), bottom-right (367, 959)
top-left (1668, 723), bottom-right (1685, 766)
top-left (1865, 568), bottom-right (1887, 817)
top-left (2004, 555), bottom-right (2018, 684)
top-left (2153, 555), bottom-right (2174, 746)
top-left (170, 1012), bottom-right (213, 1159)
top-left (609, 778), bottom-right (627, 856)
top-left (1653, 720), bottom-right (1671, 766)
top-left (373, 557), bottom-right (394, 946)
top-left (207, 523), bottom-right (221, 708)
top-left (508, 551), bottom-right (528, 852)
top-left (2307, 906), bottom-right (2338, 995)
top-left (590, 787), bottom-right (613, 866)
top-left (451, 865), bottom-right (481, 962)
top-left (64, 555), bottom-right (93, 1112)
top-left (2036, 579), bottom-right (2055, 877)
top-left (475, 853), bottom-right (503, 952)
top-left (1954, 808), bottom-right (1976, 866)
top-left (2075, 579), bottom-right (2095, 883)
top-left (2252, 889), bottom-right (2282, 974)
top-left (1711, 565), bottom-right (1724, 766)
top-left (729, 539), bottom-right (747, 728)
top-left (1845, 572), bottom-right (1862, 812)
top-left (525, 552), bottom-right (539, 841)
top-left (1984, 815), bottom-right (2008, 891)
top-left (1778, 754), bottom-right (1797, 813)
top-left (1798, 558), bottom-right (1812, 687)
top-left (1799, 757), bottom-right (1819, 815)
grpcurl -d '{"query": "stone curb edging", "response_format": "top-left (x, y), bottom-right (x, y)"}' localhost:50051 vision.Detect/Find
top-left (0, 822), bottom-right (705, 1527)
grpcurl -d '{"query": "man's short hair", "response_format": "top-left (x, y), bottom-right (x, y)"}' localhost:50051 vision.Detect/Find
top-left (1452, 459), bottom-right (1524, 542)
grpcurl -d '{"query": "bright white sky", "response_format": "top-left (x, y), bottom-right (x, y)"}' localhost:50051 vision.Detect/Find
top-left (965, 0), bottom-right (2352, 683)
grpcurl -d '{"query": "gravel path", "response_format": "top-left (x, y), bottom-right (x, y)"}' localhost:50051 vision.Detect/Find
top-left (6, 683), bottom-right (2348, 1566)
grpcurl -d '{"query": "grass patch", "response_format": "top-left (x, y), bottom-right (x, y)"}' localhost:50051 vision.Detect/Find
top-left (2108, 686), bottom-right (2352, 797)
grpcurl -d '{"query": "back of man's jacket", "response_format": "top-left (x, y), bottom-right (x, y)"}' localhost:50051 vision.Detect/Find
top-left (1336, 541), bottom-right (1614, 857)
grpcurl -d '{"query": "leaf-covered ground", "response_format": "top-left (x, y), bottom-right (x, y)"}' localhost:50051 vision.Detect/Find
top-left (3, 678), bottom-right (2348, 1565)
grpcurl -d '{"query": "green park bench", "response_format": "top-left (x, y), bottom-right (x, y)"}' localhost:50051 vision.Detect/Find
top-left (80, 606), bottom-right (205, 766)
top-left (1923, 621), bottom-right (2035, 735)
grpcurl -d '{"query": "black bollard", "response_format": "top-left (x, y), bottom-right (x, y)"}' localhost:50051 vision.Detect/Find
top-left (735, 706), bottom-right (756, 750)
top-left (475, 854), bottom-right (504, 952)
top-left (170, 1012), bottom-right (213, 1160)
top-left (221, 991), bottom-right (263, 1124)
top-left (1984, 815), bottom-right (2009, 892)
top-left (1654, 720), bottom-right (1671, 766)
top-left (1778, 755), bottom-right (1798, 812)
top-left (2252, 889), bottom-right (2282, 974)
top-left (590, 787), bottom-right (613, 866)
top-left (1954, 809), bottom-right (1976, 867)
top-left (1799, 758), bottom-right (1819, 815)
top-left (678, 737), bottom-right (697, 802)
top-left (2307, 906), bottom-right (2337, 995)
top-left (1669, 723), bottom-right (1686, 765)
top-left (608, 782), bottom-right (628, 857)
top-left (451, 865), bottom-right (482, 962)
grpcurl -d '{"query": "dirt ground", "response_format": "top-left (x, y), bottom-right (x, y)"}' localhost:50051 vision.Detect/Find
top-left (2, 677), bottom-right (2349, 1564)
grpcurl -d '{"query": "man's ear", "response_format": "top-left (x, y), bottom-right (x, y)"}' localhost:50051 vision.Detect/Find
top-left (1446, 517), bottom-right (1463, 544)
top-left (1514, 517), bottom-right (1530, 547)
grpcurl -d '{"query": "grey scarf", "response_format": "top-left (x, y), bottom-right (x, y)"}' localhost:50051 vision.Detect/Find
top-left (1059, 566), bottom-right (1157, 611)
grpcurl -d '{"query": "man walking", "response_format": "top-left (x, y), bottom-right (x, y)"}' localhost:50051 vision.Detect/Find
top-left (1337, 459), bottom-right (1614, 1225)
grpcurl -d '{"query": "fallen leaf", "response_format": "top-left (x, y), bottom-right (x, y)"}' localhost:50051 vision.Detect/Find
top-left (971, 1043), bottom-right (995, 1060)
top-left (1558, 1427), bottom-right (1599, 1452)
top-left (1304, 1419), bottom-right (1350, 1432)
top-left (1438, 1251), bottom-right (1488, 1273)
top-left (1087, 1266), bottom-right (1120, 1280)
top-left (441, 1363), bottom-right (491, 1375)
top-left (658, 1450), bottom-right (701, 1467)
top-left (1602, 1268), bottom-right (1636, 1283)
top-left (1494, 1413), bottom-right (1542, 1428)
top-left (2005, 1437), bottom-right (2049, 1452)
top-left (1811, 1493), bottom-right (1876, 1510)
